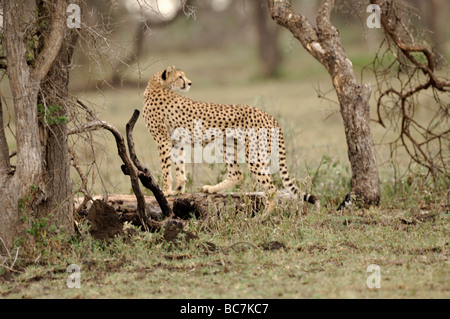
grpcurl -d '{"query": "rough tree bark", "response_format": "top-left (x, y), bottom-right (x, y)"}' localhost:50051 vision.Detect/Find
top-left (36, 0), bottom-right (80, 231)
top-left (0, 97), bottom-right (10, 176)
top-left (267, 0), bottom-right (380, 207)
top-left (0, 0), bottom-right (74, 251)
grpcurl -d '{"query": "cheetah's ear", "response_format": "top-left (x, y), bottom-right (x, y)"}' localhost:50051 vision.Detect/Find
top-left (161, 65), bottom-right (176, 81)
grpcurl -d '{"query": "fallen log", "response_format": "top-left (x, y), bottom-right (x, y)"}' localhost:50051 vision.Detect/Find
top-left (74, 192), bottom-right (266, 226)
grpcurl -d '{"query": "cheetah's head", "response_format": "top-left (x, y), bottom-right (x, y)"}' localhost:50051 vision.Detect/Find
top-left (160, 66), bottom-right (192, 93)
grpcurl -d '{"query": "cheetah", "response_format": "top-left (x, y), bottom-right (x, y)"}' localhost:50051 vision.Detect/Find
top-left (142, 66), bottom-right (319, 210)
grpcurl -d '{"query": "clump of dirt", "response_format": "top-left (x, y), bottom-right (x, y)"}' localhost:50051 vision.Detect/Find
top-left (0, 270), bottom-right (14, 283)
top-left (162, 219), bottom-right (199, 243)
top-left (260, 241), bottom-right (287, 251)
top-left (163, 219), bottom-right (184, 242)
top-left (87, 200), bottom-right (124, 241)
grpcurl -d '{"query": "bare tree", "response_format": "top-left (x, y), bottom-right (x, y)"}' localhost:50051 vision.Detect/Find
top-left (371, 0), bottom-right (450, 177)
top-left (0, 0), bottom-right (77, 250)
top-left (267, 0), bottom-right (380, 207)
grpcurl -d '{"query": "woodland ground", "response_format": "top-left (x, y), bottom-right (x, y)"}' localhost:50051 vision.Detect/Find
top-left (1, 30), bottom-right (449, 298)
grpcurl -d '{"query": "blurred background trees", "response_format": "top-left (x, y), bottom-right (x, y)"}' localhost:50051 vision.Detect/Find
top-left (72, 0), bottom-right (291, 90)
top-left (72, 0), bottom-right (449, 86)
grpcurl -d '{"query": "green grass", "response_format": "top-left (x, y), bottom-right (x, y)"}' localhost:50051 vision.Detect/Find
top-left (1, 194), bottom-right (448, 298)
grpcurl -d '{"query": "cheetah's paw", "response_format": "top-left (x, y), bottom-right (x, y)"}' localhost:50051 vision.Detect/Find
top-left (201, 185), bottom-right (217, 194)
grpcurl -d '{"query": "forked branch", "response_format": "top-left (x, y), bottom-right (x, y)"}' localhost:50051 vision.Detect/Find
top-left (68, 112), bottom-right (173, 227)
top-left (125, 110), bottom-right (173, 218)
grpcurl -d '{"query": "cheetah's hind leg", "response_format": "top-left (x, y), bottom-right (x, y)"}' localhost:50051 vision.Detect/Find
top-left (201, 162), bottom-right (243, 194)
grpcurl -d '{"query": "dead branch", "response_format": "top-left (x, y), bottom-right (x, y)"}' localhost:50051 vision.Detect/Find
top-left (67, 109), bottom-right (179, 232)
top-left (125, 110), bottom-right (172, 218)
top-left (372, 0), bottom-right (450, 90)
top-left (69, 148), bottom-right (91, 214)
top-left (371, 0), bottom-right (450, 177)
top-left (68, 118), bottom-right (151, 229)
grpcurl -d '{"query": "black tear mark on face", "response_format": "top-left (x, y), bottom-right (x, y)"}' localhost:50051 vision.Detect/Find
top-left (162, 69), bottom-right (167, 81)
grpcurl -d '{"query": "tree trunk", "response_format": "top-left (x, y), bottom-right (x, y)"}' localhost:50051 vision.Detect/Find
top-left (267, 0), bottom-right (380, 206)
top-left (253, 0), bottom-right (282, 77)
top-left (0, 0), bottom-right (72, 251)
top-left (37, 1), bottom-right (79, 231)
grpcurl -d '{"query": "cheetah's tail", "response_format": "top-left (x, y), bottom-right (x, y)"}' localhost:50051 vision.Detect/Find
top-left (277, 130), bottom-right (320, 209)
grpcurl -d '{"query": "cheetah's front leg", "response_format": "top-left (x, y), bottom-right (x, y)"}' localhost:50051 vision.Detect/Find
top-left (157, 140), bottom-right (174, 196)
top-left (173, 144), bottom-right (186, 195)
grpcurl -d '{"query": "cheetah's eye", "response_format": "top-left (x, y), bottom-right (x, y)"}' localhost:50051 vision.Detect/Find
top-left (179, 76), bottom-right (183, 79)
